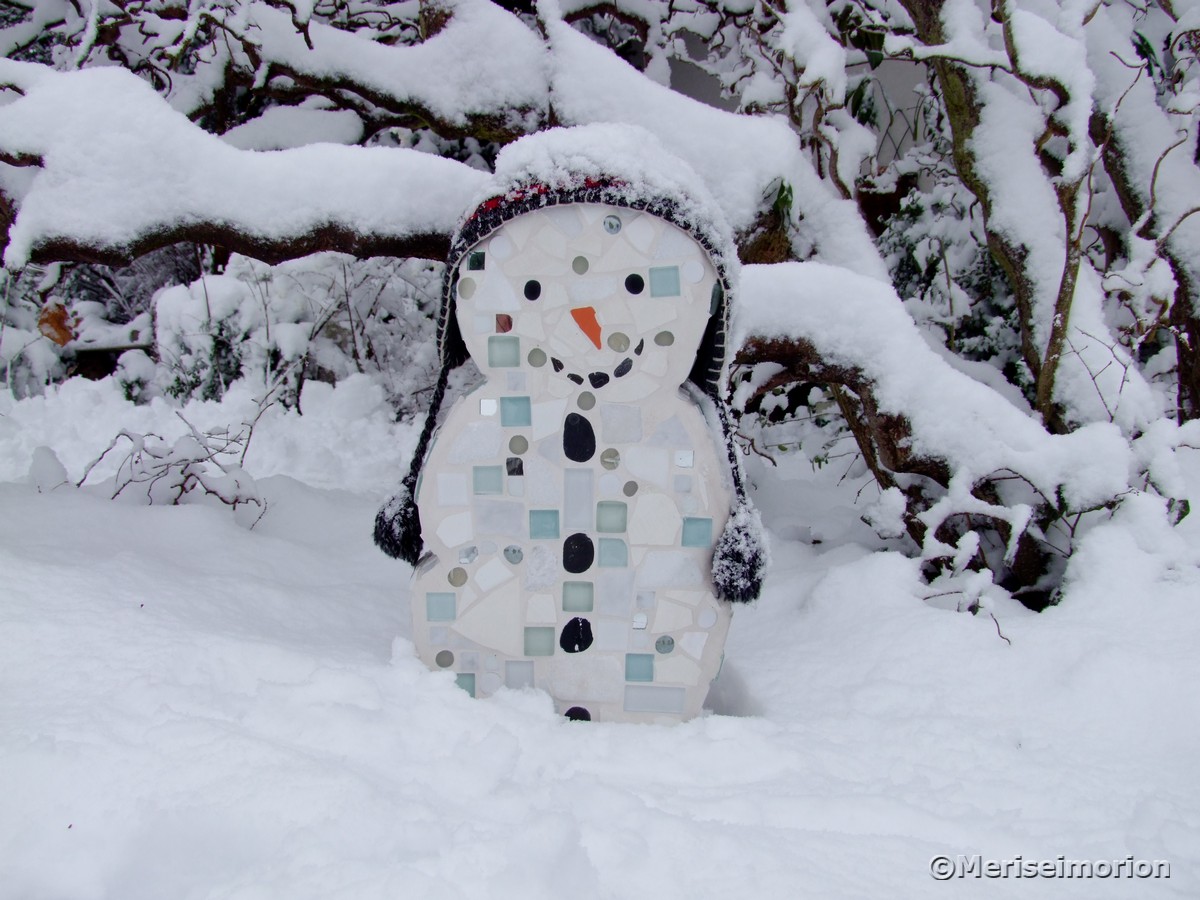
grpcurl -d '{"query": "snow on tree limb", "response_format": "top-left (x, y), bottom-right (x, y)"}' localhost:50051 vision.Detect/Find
top-left (729, 260), bottom-right (1132, 520)
top-left (0, 59), bottom-right (490, 268)
top-left (0, 2), bottom-right (889, 276)
top-left (239, 0), bottom-right (549, 140)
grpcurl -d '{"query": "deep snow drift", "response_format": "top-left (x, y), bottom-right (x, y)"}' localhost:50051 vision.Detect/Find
top-left (2, 375), bottom-right (1198, 898)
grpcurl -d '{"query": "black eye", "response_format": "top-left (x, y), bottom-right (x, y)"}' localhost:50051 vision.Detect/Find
top-left (524, 279), bottom-right (541, 300)
top-left (624, 274), bottom-right (644, 295)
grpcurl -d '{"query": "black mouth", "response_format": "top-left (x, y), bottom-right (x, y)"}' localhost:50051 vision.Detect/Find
top-left (550, 339), bottom-right (644, 389)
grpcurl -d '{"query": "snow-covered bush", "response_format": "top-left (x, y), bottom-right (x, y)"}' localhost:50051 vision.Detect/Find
top-left (151, 253), bottom-right (442, 415)
top-left (77, 414), bottom-right (265, 526)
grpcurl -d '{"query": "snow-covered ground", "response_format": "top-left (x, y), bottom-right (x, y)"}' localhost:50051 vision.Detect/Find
top-left (2, 375), bottom-right (1198, 898)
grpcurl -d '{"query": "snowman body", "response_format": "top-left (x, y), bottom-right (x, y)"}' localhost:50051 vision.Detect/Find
top-left (411, 202), bottom-right (732, 723)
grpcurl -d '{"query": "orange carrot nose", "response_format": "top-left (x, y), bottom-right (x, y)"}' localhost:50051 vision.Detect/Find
top-left (570, 306), bottom-right (602, 349)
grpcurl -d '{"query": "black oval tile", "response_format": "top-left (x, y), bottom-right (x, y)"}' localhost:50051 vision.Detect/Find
top-left (563, 413), bottom-right (596, 462)
top-left (560, 617), bottom-right (594, 653)
top-left (563, 532), bottom-right (594, 573)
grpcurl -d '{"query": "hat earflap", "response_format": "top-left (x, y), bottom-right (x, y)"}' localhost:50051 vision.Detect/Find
top-left (711, 399), bottom-right (769, 603)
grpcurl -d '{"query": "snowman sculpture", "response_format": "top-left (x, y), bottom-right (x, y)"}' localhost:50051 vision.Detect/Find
top-left (376, 128), bottom-right (766, 723)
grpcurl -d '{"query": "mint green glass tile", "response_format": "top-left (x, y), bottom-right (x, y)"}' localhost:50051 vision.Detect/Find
top-left (500, 396), bottom-right (532, 426)
top-left (524, 627), bottom-right (555, 656)
top-left (563, 581), bottom-right (594, 612)
top-left (505, 659), bottom-right (534, 688)
top-left (648, 266), bottom-right (681, 297)
top-left (595, 501), bottom-right (627, 533)
top-left (472, 465), bottom-right (503, 495)
top-left (598, 538), bottom-right (627, 567)
top-left (455, 673), bottom-right (476, 696)
top-left (426, 592), bottom-right (456, 621)
top-left (625, 653), bottom-right (654, 682)
top-left (529, 509), bottom-right (560, 539)
top-left (681, 517), bottom-right (713, 548)
top-left (488, 335), bottom-right (520, 367)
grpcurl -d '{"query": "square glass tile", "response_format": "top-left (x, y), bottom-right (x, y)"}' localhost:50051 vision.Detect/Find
top-left (595, 500), bottom-right (628, 533)
top-left (506, 457), bottom-right (524, 476)
top-left (648, 266), bottom-right (681, 297)
top-left (480, 398), bottom-right (497, 416)
top-left (455, 673), bottom-right (476, 696)
top-left (598, 538), bottom-right (628, 567)
top-left (625, 653), bottom-right (654, 682)
top-left (529, 509), bottom-right (560, 539)
top-left (500, 396), bottom-right (532, 427)
top-left (467, 250), bottom-right (485, 270)
top-left (524, 627), bottom-right (556, 656)
top-left (472, 465), bottom-right (503, 495)
top-left (426, 592), bottom-right (456, 622)
top-left (488, 335), bottom-right (520, 368)
top-left (681, 517), bottom-right (713, 548)
top-left (505, 659), bottom-right (534, 689)
top-left (563, 581), bottom-right (594, 612)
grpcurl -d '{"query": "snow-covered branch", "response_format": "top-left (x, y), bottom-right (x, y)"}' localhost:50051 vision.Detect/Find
top-left (0, 59), bottom-right (489, 268)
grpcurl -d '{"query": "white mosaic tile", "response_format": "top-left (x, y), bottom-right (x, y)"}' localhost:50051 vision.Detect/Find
top-left (531, 398), bottom-right (568, 441)
top-left (436, 511), bottom-right (473, 548)
top-left (652, 599), bottom-right (693, 633)
top-left (523, 544), bottom-right (559, 590)
top-left (624, 447), bottom-right (670, 488)
top-left (623, 214), bottom-right (657, 252)
top-left (678, 631), bottom-right (709, 659)
top-left (649, 415), bottom-right (690, 447)
top-left (627, 493), bottom-right (681, 545)
top-left (454, 580), bottom-right (522, 656)
top-left (526, 592), bottom-right (557, 624)
top-left (549, 655), bottom-right (624, 701)
top-left (437, 472), bottom-right (469, 507)
top-left (637, 550), bottom-right (706, 588)
top-left (475, 557), bottom-right (513, 592)
top-left (447, 421), bottom-right (502, 463)
top-left (599, 404), bottom-right (643, 443)
top-left (590, 621), bottom-right (631, 653)
top-left (655, 655), bottom-right (701, 684)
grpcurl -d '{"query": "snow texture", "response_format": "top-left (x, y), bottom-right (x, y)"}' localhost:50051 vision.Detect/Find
top-left (1, 375), bottom-right (1198, 897)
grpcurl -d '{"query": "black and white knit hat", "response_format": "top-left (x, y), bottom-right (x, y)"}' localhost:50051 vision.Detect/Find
top-left (375, 125), bottom-right (767, 602)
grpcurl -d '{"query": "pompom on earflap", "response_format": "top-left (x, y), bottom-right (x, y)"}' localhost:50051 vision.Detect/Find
top-left (373, 472), bottom-right (423, 565)
top-left (712, 501), bottom-right (768, 603)
top-left (710, 401), bottom-right (770, 603)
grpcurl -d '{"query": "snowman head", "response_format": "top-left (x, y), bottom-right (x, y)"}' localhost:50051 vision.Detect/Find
top-left (448, 200), bottom-right (724, 401)
top-left (435, 125), bottom-right (736, 403)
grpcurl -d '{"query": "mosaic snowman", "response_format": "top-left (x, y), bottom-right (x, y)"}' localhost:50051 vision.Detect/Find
top-left (376, 175), bottom-right (766, 723)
